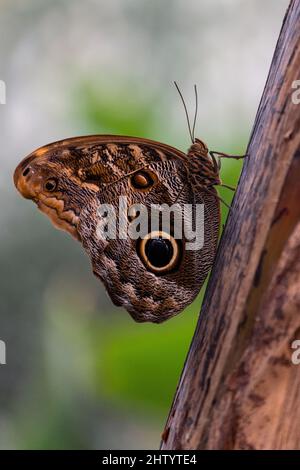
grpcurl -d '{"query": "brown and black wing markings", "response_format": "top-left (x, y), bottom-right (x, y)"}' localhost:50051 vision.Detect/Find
top-left (44, 134), bottom-right (187, 159)
top-left (33, 134), bottom-right (188, 167)
top-left (47, 134), bottom-right (190, 190)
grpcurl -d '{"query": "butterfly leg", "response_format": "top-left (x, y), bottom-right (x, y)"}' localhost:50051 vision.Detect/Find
top-left (220, 183), bottom-right (236, 192)
top-left (208, 151), bottom-right (220, 173)
top-left (209, 150), bottom-right (246, 193)
top-left (201, 185), bottom-right (232, 210)
top-left (209, 150), bottom-right (248, 160)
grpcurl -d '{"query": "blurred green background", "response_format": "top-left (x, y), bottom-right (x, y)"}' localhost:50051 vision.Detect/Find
top-left (0, 0), bottom-right (288, 449)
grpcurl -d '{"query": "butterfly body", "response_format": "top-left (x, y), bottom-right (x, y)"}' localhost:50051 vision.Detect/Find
top-left (14, 135), bottom-right (221, 323)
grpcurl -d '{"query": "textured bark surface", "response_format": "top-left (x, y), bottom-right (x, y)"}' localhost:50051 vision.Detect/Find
top-left (161, 0), bottom-right (300, 450)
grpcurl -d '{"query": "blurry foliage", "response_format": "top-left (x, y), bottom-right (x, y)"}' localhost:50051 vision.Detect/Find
top-left (95, 303), bottom-right (200, 414)
top-left (72, 78), bottom-right (161, 138)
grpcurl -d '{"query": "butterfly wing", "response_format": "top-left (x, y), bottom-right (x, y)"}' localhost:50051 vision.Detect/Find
top-left (14, 135), bottom-right (220, 322)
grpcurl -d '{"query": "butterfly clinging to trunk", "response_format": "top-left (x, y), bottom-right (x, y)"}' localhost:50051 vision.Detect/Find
top-left (13, 84), bottom-right (245, 323)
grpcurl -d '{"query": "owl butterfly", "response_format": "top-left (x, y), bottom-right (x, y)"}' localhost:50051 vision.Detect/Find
top-left (14, 85), bottom-right (244, 323)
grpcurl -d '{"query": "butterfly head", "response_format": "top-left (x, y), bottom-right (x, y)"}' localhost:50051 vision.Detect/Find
top-left (14, 143), bottom-right (97, 240)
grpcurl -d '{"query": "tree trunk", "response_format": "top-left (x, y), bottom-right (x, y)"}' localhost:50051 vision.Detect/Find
top-left (161, 0), bottom-right (300, 450)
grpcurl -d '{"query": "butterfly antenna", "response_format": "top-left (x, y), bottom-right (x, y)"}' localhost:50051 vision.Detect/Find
top-left (192, 84), bottom-right (198, 142)
top-left (174, 81), bottom-right (194, 144)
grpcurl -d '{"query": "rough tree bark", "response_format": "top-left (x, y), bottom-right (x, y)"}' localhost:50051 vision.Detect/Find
top-left (161, 0), bottom-right (300, 450)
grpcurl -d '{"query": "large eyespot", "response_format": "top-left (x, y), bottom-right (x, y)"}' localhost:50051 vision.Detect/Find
top-left (138, 231), bottom-right (181, 274)
top-left (44, 178), bottom-right (58, 192)
top-left (130, 170), bottom-right (157, 190)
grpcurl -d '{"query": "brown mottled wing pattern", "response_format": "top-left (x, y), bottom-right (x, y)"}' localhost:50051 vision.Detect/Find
top-left (70, 136), bottom-right (220, 323)
top-left (14, 135), bottom-right (221, 323)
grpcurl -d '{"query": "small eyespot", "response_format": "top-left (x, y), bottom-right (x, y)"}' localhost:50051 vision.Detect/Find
top-left (44, 178), bottom-right (58, 192)
top-left (138, 231), bottom-right (181, 274)
top-left (22, 167), bottom-right (30, 177)
top-left (130, 170), bottom-right (157, 190)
